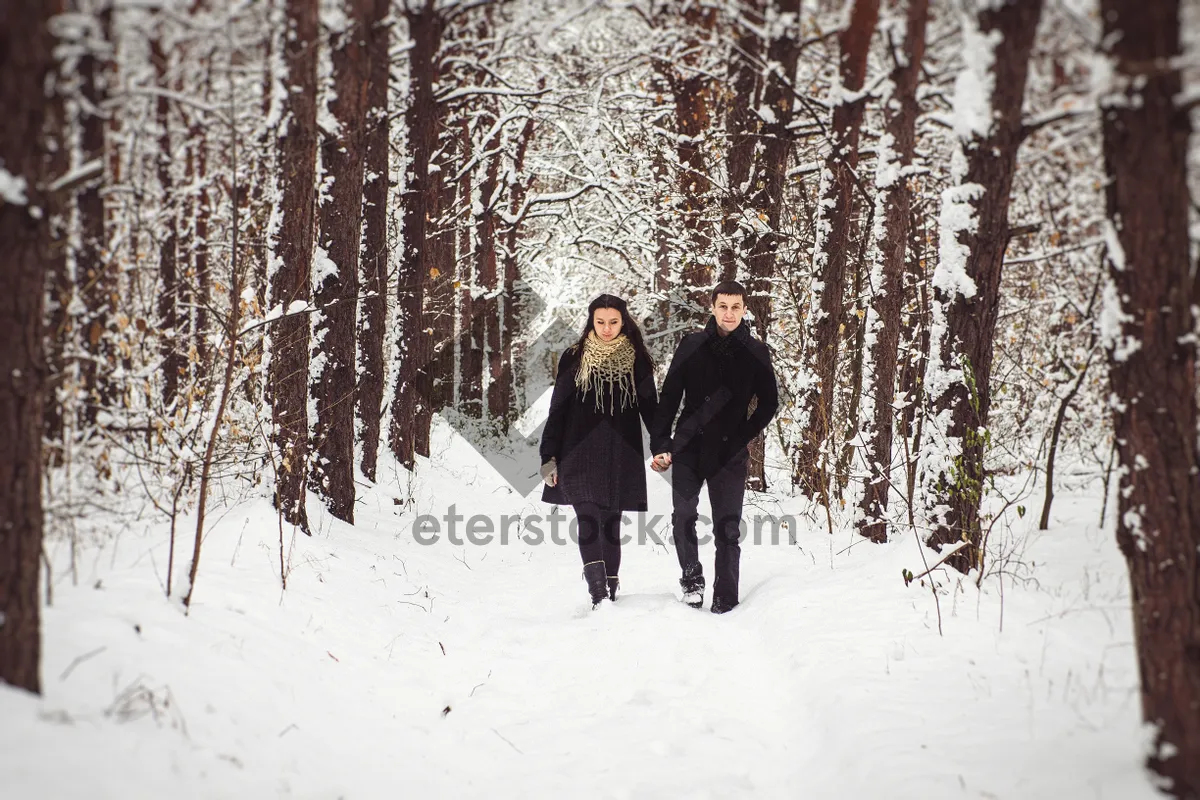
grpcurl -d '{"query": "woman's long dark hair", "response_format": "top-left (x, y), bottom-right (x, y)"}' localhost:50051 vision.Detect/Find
top-left (572, 294), bottom-right (654, 367)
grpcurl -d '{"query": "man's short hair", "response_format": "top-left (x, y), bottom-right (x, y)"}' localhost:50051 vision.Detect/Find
top-left (711, 280), bottom-right (747, 305)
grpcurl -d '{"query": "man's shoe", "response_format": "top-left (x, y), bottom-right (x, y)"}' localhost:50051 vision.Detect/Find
top-left (583, 561), bottom-right (608, 608)
top-left (710, 597), bottom-right (738, 615)
top-left (680, 564), bottom-right (704, 609)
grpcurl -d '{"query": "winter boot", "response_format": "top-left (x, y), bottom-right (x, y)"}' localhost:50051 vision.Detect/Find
top-left (680, 563), bottom-right (704, 609)
top-left (583, 561), bottom-right (608, 608)
top-left (607, 576), bottom-right (620, 602)
top-left (710, 596), bottom-right (738, 615)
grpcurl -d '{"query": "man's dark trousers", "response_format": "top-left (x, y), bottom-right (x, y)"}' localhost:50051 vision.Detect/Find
top-left (670, 447), bottom-right (749, 607)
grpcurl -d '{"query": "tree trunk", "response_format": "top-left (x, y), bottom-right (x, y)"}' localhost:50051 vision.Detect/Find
top-left (717, 0), bottom-right (762, 285)
top-left (389, 3), bottom-right (443, 469)
top-left (659, 2), bottom-right (717, 319)
top-left (796, 0), bottom-right (880, 498)
top-left (716, 0), bottom-right (801, 491)
top-left (43, 45), bottom-right (70, 460)
top-left (476, 118), bottom-right (505, 424)
top-left (499, 109), bottom-right (537, 422)
top-left (0, 0), bottom-right (57, 695)
top-left (268, 0), bottom-right (319, 532)
top-left (923, 0), bottom-right (1042, 572)
top-left (856, 0), bottom-right (928, 542)
top-left (458, 117), bottom-right (483, 419)
top-left (151, 35), bottom-right (183, 410)
top-left (311, 0), bottom-right (371, 524)
top-left (76, 2), bottom-right (113, 427)
top-left (356, 0), bottom-right (390, 482)
top-left (1099, 0), bottom-right (1200, 792)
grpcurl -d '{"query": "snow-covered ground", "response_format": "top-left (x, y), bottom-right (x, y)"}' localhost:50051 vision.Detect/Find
top-left (1, 419), bottom-right (1155, 799)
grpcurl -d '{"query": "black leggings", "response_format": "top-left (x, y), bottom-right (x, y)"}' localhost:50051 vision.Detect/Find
top-left (572, 503), bottom-right (622, 577)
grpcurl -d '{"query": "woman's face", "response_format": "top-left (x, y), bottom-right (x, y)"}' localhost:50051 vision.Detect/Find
top-left (592, 307), bottom-right (623, 342)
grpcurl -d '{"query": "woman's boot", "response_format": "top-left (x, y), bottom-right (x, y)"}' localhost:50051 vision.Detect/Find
top-left (607, 576), bottom-right (619, 602)
top-left (583, 561), bottom-right (608, 608)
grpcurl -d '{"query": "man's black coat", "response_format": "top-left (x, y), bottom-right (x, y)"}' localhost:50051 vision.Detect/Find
top-left (650, 317), bottom-right (779, 478)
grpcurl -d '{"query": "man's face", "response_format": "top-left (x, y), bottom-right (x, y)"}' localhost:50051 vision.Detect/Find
top-left (712, 294), bottom-right (745, 333)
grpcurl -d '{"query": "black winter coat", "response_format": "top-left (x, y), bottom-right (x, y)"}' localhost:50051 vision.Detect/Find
top-left (539, 346), bottom-right (659, 511)
top-left (650, 317), bottom-right (779, 477)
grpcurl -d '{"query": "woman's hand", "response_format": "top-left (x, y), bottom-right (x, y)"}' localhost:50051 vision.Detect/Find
top-left (540, 458), bottom-right (558, 487)
top-left (651, 452), bottom-right (672, 472)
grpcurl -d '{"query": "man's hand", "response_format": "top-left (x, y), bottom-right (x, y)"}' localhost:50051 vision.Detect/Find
top-left (651, 452), bottom-right (672, 472)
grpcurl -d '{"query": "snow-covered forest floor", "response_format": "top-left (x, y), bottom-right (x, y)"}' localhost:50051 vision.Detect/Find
top-left (2, 417), bottom-right (1155, 799)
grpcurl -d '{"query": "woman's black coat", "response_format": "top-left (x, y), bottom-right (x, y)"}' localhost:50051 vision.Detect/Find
top-left (539, 346), bottom-right (658, 511)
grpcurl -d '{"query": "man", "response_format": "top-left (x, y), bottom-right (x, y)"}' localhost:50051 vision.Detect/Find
top-left (650, 281), bottom-right (779, 614)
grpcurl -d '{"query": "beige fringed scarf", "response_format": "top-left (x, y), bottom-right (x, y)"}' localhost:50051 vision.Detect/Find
top-left (575, 331), bottom-right (637, 414)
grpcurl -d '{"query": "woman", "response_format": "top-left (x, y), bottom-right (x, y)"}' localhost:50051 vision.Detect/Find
top-left (539, 294), bottom-right (658, 608)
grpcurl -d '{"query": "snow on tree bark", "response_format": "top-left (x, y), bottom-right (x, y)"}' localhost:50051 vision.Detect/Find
top-left (1099, 0), bottom-right (1200, 792)
top-left (268, 0), bottom-right (319, 532)
top-left (76, 2), bottom-right (115, 427)
top-left (389, 4), bottom-right (443, 469)
top-left (855, 0), bottom-right (928, 543)
top-left (921, 0), bottom-right (1042, 573)
top-left (151, 34), bottom-right (183, 410)
top-left (354, 0), bottom-right (389, 483)
top-left (796, 0), bottom-right (880, 498)
top-left (311, 0), bottom-right (372, 524)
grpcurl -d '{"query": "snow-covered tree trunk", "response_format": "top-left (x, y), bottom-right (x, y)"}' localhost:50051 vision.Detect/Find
top-left (658, 1), bottom-right (718, 320)
top-left (267, 0), bottom-right (318, 531)
top-left (311, 0), bottom-right (372, 524)
top-left (498, 108), bottom-right (536, 422)
top-left (855, 0), bottom-right (928, 543)
top-left (389, 4), bottom-right (443, 469)
top-left (151, 32), bottom-right (183, 409)
top-left (76, 1), bottom-right (115, 426)
top-left (717, 0), bottom-right (762, 286)
top-left (1098, 0), bottom-right (1200, 792)
top-left (481, 136), bottom-right (505, 425)
top-left (0, 0), bottom-right (57, 695)
top-left (744, 0), bottom-right (802, 492)
top-left (352, 0), bottom-right (386, 482)
top-left (796, 0), bottom-right (879, 498)
top-left (43, 36), bottom-right (71, 462)
top-left (921, 0), bottom-right (1042, 573)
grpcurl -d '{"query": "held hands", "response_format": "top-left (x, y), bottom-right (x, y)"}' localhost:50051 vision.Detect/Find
top-left (540, 458), bottom-right (558, 487)
top-left (650, 452), bottom-right (672, 473)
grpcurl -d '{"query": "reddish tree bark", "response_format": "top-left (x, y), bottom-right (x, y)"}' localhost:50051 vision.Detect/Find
top-left (796, 0), bottom-right (880, 496)
top-left (1099, 0), bottom-right (1200, 792)
top-left (925, 0), bottom-right (1043, 571)
top-left (43, 46), bottom-right (70, 458)
top-left (151, 36), bottom-right (183, 409)
top-left (355, 0), bottom-right (390, 482)
top-left (0, 0), bottom-right (58, 694)
top-left (497, 107), bottom-right (538, 424)
top-left (458, 118), bottom-right (483, 419)
top-left (311, 0), bottom-right (372, 523)
top-left (389, 2), bottom-right (443, 469)
top-left (76, 2), bottom-right (114, 426)
top-left (655, 2), bottom-right (718, 319)
top-left (742, 0), bottom-right (802, 491)
top-left (717, 0), bottom-right (762, 284)
top-left (856, 0), bottom-right (928, 542)
top-left (268, 0), bottom-right (318, 531)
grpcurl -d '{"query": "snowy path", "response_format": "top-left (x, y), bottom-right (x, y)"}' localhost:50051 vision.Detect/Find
top-left (0, 422), bottom-right (1161, 798)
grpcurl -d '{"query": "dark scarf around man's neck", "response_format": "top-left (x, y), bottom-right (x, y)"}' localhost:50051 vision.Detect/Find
top-left (704, 316), bottom-right (751, 359)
